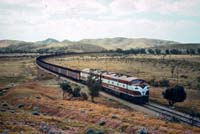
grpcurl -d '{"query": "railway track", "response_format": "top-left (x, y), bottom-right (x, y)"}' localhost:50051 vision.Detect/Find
top-left (36, 54), bottom-right (200, 128)
top-left (143, 103), bottom-right (200, 127)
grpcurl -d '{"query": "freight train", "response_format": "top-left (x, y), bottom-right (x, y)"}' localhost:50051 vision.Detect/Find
top-left (36, 55), bottom-right (149, 104)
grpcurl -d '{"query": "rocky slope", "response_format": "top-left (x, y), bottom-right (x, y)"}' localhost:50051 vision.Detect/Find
top-left (1, 79), bottom-right (200, 134)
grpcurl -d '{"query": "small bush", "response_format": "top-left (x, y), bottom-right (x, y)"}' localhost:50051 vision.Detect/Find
top-left (2, 102), bottom-right (8, 107)
top-left (149, 79), bottom-right (159, 87)
top-left (59, 81), bottom-right (72, 94)
top-left (32, 111), bottom-right (40, 116)
top-left (159, 79), bottom-right (170, 87)
top-left (86, 129), bottom-right (95, 134)
top-left (87, 75), bottom-right (101, 102)
top-left (162, 85), bottom-right (186, 106)
top-left (59, 81), bottom-right (73, 99)
top-left (81, 92), bottom-right (88, 100)
top-left (180, 75), bottom-right (188, 79)
top-left (72, 87), bottom-right (81, 97)
top-left (99, 120), bottom-right (106, 126)
top-left (137, 128), bottom-right (148, 134)
top-left (86, 128), bottom-right (104, 134)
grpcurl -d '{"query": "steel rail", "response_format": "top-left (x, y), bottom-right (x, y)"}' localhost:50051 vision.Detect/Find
top-left (35, 53), bottom-right (200, 128)
top-left (143, 103), bottom-right (200, 127)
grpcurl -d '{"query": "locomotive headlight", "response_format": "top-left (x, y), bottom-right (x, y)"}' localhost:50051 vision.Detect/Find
top-left (142, 91), bottom-right (145, 95)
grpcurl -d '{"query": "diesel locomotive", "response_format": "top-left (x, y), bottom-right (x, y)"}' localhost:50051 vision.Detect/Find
top-left (36, 55), bottom-right (149, 104)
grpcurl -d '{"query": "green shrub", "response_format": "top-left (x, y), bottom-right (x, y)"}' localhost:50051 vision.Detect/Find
top-left (162, 85), bottom-right (186, 106)
top-left (72, 87), bottom-right (81, 97)
top-left (159, 79), bottom-right (170, 87)
top-left (87, 75), bottom-right (101, 102)
top-left (59, 81), bottom-right (72, 99)
top-left (59, 81), bottom-right (72, 94)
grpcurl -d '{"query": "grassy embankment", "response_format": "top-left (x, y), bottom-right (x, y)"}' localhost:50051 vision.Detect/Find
top-left (0, 57), bottom-right (200, 133)
top-left (46, 54), bottom-right (200, 113)
top-left (0, 57), bottom-right (37, 88)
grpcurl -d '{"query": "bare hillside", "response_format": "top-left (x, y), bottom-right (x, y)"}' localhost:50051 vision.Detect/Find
top-left (1, 37), bottom-right (200, 53)
top-left (79, 37), bottom-right (179, 50)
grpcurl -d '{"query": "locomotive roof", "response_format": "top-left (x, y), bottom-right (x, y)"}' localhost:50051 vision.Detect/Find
top-left (82, 68), bottom-right (142, 82)
top-left (102, 72), bottom-right (138, 82)
top-left (81, 68), bottom-right (102, 75)
top-left (82, 68), bottom-right (90, 73)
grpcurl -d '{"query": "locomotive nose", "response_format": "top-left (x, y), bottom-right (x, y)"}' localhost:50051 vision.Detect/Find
top-left (142, 91), bottom-right (145, 95)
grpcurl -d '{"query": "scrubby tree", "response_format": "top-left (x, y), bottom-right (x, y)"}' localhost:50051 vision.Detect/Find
top-left (72, 86), bottom-right (81, 97)
top-left (197, 48), bottom-right (200, 55)
top-left (140, 49), bottom-right (146, 54)
top-left (186, 49), bottom-right (190, 54)
top-left (87, 75), bottom-right (101, 102)
top-left (147, 49), bottom-right (155, 54)
top-left (155, 49), bottom-right (161, 55)
top-left (165, 49), bottom-right (170, 55)
top-left (59, 81), bottom-right (72, 99)
top-left (170, 49), bottom-right (183, 54)
top-left (159, 79), bottom-right (170, 87)
top-left (190, 49), bottom-right (196, 55)
top-left (162, 85), bottom-right (186, 106)
top-left (187, 49), bottom-right (196, 55)
top-left (116, 48), bottom-right (123, 53)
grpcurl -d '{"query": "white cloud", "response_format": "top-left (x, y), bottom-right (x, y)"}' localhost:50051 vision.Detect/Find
top-left (0, 0), bottom-right (199, 42)
top-left (41, 0), bottom-right (108, 19)
top-left (2, 16), bottom-right (197, 42)
top-left (163, 0), bottom-right (200, 16)
top-left (109, 0), bottom-right (200, 16)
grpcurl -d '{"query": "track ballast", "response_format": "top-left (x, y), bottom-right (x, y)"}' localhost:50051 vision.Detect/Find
top-left (36, 53), bottom-right (200, 128)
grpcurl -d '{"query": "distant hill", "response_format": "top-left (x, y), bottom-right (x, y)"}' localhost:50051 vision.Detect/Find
top-left (36, 38), bottom-right (59, 45)
top-left (155, 43), bottom-right (200, 49)
top-left (0, 37), bottom-right (199, 53)
top-left (0, 40), bottom-right (25, 48)
top-left (67, 43), bottom-right (105, 52)
top-left (0, 38), bottom-right (105, 53)
top-left (79, 37), bottom-right (179, 50)
top-left (36, 43), bottom-right (105, 53)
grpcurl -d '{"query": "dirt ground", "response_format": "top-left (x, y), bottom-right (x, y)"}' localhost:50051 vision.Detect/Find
top-left (1, 79), bottom-right (200, 134)
top-left (0, 57), bottom-right (37, 88)
top-left (46, 54), bottom-right (200, 114)
top-left (0, 56), bottom-right (200, 133)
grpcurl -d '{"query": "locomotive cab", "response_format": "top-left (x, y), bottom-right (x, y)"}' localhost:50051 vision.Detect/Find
top-left (130, 79), bottom-right (149, 96)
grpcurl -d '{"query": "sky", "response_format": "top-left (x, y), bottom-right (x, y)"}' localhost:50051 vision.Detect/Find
top-left (0, 0), bottom-right (200, 43)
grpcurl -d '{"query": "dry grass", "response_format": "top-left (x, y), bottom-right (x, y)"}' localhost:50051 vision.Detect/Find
top-left (0, 57), bottom-right (37, 88)
top-left (46, 54), bottom-right (200, 113)
top-left (0, 56), bottom-right (200, 133)
top-left (150, 87), bottom-right (200, 112)
top-left (47, 54), bottom-right (200, 87)
top-left (1, 80), bottom-right (199, 133)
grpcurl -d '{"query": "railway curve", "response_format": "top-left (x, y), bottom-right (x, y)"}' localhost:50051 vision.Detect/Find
top-left (36, 53), bottom-right (200, 127)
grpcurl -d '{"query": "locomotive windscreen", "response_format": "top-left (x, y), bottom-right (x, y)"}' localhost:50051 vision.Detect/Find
top-left (131, 79), bottom-right (147, 85)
